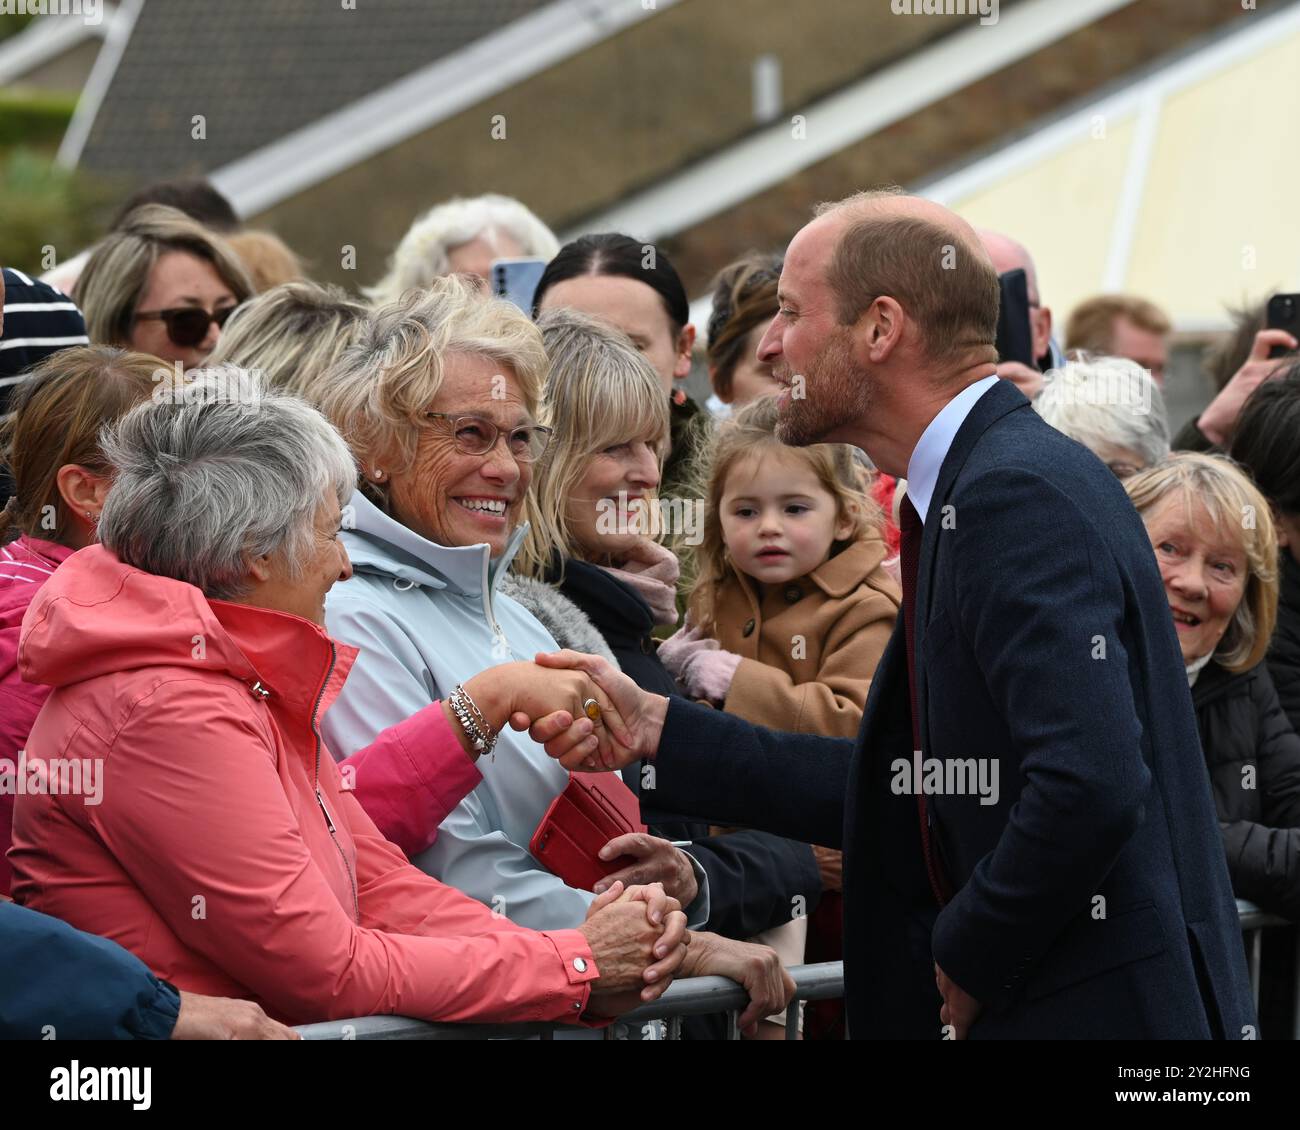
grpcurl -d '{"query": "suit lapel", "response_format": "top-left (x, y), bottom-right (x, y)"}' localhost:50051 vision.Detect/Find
top-left (913, 379), bottom-right (1029, 752)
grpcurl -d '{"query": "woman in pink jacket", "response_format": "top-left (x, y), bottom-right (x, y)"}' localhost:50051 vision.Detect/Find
top-left (10, 364), bottom-right (689, 1026)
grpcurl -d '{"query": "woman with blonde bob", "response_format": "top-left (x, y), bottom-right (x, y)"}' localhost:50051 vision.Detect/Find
top-left (508, 310), bottom-right (820, 990)
top-left (74, 204), bottom-right (253, 372)
top-left (1126, 452), bottom-right (1300, 920)
top-left (207, 280), bottom-right (368, 402)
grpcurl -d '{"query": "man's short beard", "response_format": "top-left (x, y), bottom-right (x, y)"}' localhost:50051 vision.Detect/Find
top-left (776, 328), bottom-right (873, 447)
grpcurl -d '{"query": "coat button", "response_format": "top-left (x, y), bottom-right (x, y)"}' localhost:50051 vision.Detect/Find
top-left (743, 618), bottom-right (755, 637)
top-left (573, 957), bottom-right (587, 973)
top-left (783, 585), bottom-right (802, 603)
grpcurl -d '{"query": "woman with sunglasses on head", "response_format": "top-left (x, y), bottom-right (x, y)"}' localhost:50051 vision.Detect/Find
top-left (74, 204), bottom-right (253, 371)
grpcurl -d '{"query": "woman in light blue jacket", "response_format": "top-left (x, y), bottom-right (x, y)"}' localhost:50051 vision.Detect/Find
top-left (316, 277), bottom-right (710, 931)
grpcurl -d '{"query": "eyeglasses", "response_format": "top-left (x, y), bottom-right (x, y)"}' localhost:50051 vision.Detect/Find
top-left (424, 413), bottom-right (553, 462)
top-left (1107, 460), bottom-right (1143, 480)
top-left (134, 305), bottom-right (236, 348)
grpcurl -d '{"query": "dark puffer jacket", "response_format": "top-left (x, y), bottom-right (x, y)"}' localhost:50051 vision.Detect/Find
top-left (1267, 551), bottom-right (1300, 735)
top-left (1193, 659), bottom-right (1300, 920)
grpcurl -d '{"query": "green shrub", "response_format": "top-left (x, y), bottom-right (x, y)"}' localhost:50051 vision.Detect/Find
top-left (0, 90), bottom-right (78, 150)
top-left (0, 148), bottom-right (112, 275)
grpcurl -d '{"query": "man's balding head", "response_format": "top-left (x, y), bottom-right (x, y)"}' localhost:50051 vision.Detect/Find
top-left (806, 190), bottom-right (1000, 368)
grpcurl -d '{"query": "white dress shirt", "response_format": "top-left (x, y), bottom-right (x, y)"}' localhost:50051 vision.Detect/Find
top-left (904, 374), bottom-right (1000, 524)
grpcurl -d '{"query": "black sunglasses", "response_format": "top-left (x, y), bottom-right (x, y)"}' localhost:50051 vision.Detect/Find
top-left (134, 305), bottom-right (236, 348)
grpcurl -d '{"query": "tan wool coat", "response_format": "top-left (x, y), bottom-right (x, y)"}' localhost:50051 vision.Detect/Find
top-left (712, 533), bottom-right (901, 738)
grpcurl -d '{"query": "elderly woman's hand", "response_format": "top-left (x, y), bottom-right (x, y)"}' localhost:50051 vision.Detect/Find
top-left (458, 661), bottom-right (630, 764)
top-left (594, 832), bottom-right (698, 909)
top-left (579, 880), bottom-right (689, 1014)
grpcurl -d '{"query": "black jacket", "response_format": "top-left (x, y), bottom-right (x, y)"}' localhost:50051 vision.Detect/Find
top-left (1268, 552), bottom-right (1300, 735)
top-left (1194, 660), bottom-right (1300, 920)
top-left (647, 379), bottom-right (1254, 1038)
top-left (550, 556), bottom-right (822, 939)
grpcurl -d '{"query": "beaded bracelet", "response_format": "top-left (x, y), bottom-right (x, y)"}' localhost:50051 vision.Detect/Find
top-left (449, 683), bottom-right (498, 758)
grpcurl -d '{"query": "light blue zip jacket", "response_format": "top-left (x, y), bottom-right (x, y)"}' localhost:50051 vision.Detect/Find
top-left (322, 491), bottom-right (708, 933)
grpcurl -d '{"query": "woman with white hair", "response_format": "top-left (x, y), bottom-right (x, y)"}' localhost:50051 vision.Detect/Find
top-left (9, 365), bottom-right (689, 1027)
top-left (1126, 453), bottom-right (1300, 921)
top-left (366, 193), bottom-right (558, 303)
top-left (1034, 354), bottom-right (1169, 478)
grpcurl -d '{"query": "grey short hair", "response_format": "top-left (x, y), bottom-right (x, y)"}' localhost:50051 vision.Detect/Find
top-left (99, 365), bottom-right (357, 600)
top-left (1034, 354), bottom-right (1170, 468)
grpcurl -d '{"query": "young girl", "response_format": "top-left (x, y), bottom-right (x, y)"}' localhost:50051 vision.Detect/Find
top-left (661, 395), bottom-right (900, 738)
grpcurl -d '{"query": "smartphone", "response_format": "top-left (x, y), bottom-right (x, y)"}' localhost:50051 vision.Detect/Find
top-left (491, 257), bottom-right (548, 314)
top-left (995, 268), bottom-right (1037, 370)
top-left (1265, 293), bottom-right (1300, 359)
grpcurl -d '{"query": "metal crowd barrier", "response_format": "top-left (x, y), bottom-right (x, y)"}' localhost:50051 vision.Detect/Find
top-left (298, 906), bottom-right (1300, 1041)
top-left (1237, 898), bottom-right (1300, 1039)
top-left (295, 960), bottom-right (845, 1041)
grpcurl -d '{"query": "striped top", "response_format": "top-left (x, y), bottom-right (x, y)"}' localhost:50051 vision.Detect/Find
top-left (1, 267), bottom-right (89, 406)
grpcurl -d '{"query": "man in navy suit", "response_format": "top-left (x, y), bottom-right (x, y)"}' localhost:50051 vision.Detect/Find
top-left (539, 190), bottom-right (1254, 1039)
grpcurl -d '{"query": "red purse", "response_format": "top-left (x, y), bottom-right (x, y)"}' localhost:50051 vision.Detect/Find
top-left (530, 772), bottom-right (646, 891)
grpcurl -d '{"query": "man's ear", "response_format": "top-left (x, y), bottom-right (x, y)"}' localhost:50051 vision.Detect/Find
top-left (864, 297), bottom-right (904, 364)
top-left (54, 464), bottom-right (111, 519)
top-left (1031, 305), bottom-right (1053, 360)
top-left (673, 323), bottom-right (697, 380)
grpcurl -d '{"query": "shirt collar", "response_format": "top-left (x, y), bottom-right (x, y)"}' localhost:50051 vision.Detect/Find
top-left (905, 374), bottom-right (999, 524)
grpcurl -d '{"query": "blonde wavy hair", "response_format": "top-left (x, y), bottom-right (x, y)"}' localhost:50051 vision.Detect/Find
top-left (1124, 452), bottom-right (1278, 673)
top-left (207, 281), bottom-right (368, 402)
top-left (686, 396), bottom-right (881, 635)
top-left (314, 274), bottom-right (548, 507)
top-left (513, 309), bottom-right (670, 579)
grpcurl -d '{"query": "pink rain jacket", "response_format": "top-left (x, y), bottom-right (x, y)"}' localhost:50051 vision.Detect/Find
top-left (0, 533), bottom-right (483, 897)
top-left (9, 546), bottom-right (601, 1026)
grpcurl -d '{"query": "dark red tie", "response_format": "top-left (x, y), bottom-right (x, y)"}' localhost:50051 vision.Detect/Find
top-left (899, 496), bottom-right (953, 907)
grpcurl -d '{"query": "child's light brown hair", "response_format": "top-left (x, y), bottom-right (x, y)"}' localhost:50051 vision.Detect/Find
top-left (686, 395), bottom-right (881, 635)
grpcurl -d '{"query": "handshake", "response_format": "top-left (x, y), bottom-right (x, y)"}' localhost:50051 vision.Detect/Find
top-left (446, 653), bottom-right (660, 772)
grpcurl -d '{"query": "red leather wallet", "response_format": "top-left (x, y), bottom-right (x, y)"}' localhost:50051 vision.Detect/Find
top-left (530, 772), bottom-right (647, 891)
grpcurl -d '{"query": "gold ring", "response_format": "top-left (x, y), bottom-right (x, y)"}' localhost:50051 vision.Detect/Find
top-left (583, 698), bottom-right (603, 722)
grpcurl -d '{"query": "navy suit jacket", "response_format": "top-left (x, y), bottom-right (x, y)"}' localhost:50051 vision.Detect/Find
top-left (648, 378), bottom-right (1255, 1039)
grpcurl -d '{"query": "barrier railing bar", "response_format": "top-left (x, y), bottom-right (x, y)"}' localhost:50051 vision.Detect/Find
top-left (295, 961), bottom-right (844, 1041)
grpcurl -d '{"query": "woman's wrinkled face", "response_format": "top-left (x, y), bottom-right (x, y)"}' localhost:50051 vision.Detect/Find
top-left (249, 488), bottom-right (352, 626)
top-left (127, 250), bottom-right (237, 371)
top-left (567, 431), bottom-right (662, 560)
top-left (538, 274), bottom-right (690, 395)
top-left (1142, 492), bottom-right (1249, 665)
top-left (384, 354), bottom-right (533, 557)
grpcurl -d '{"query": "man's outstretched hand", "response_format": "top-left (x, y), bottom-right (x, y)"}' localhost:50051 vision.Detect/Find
top-left (532, 650), bottom-right (668, 771)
